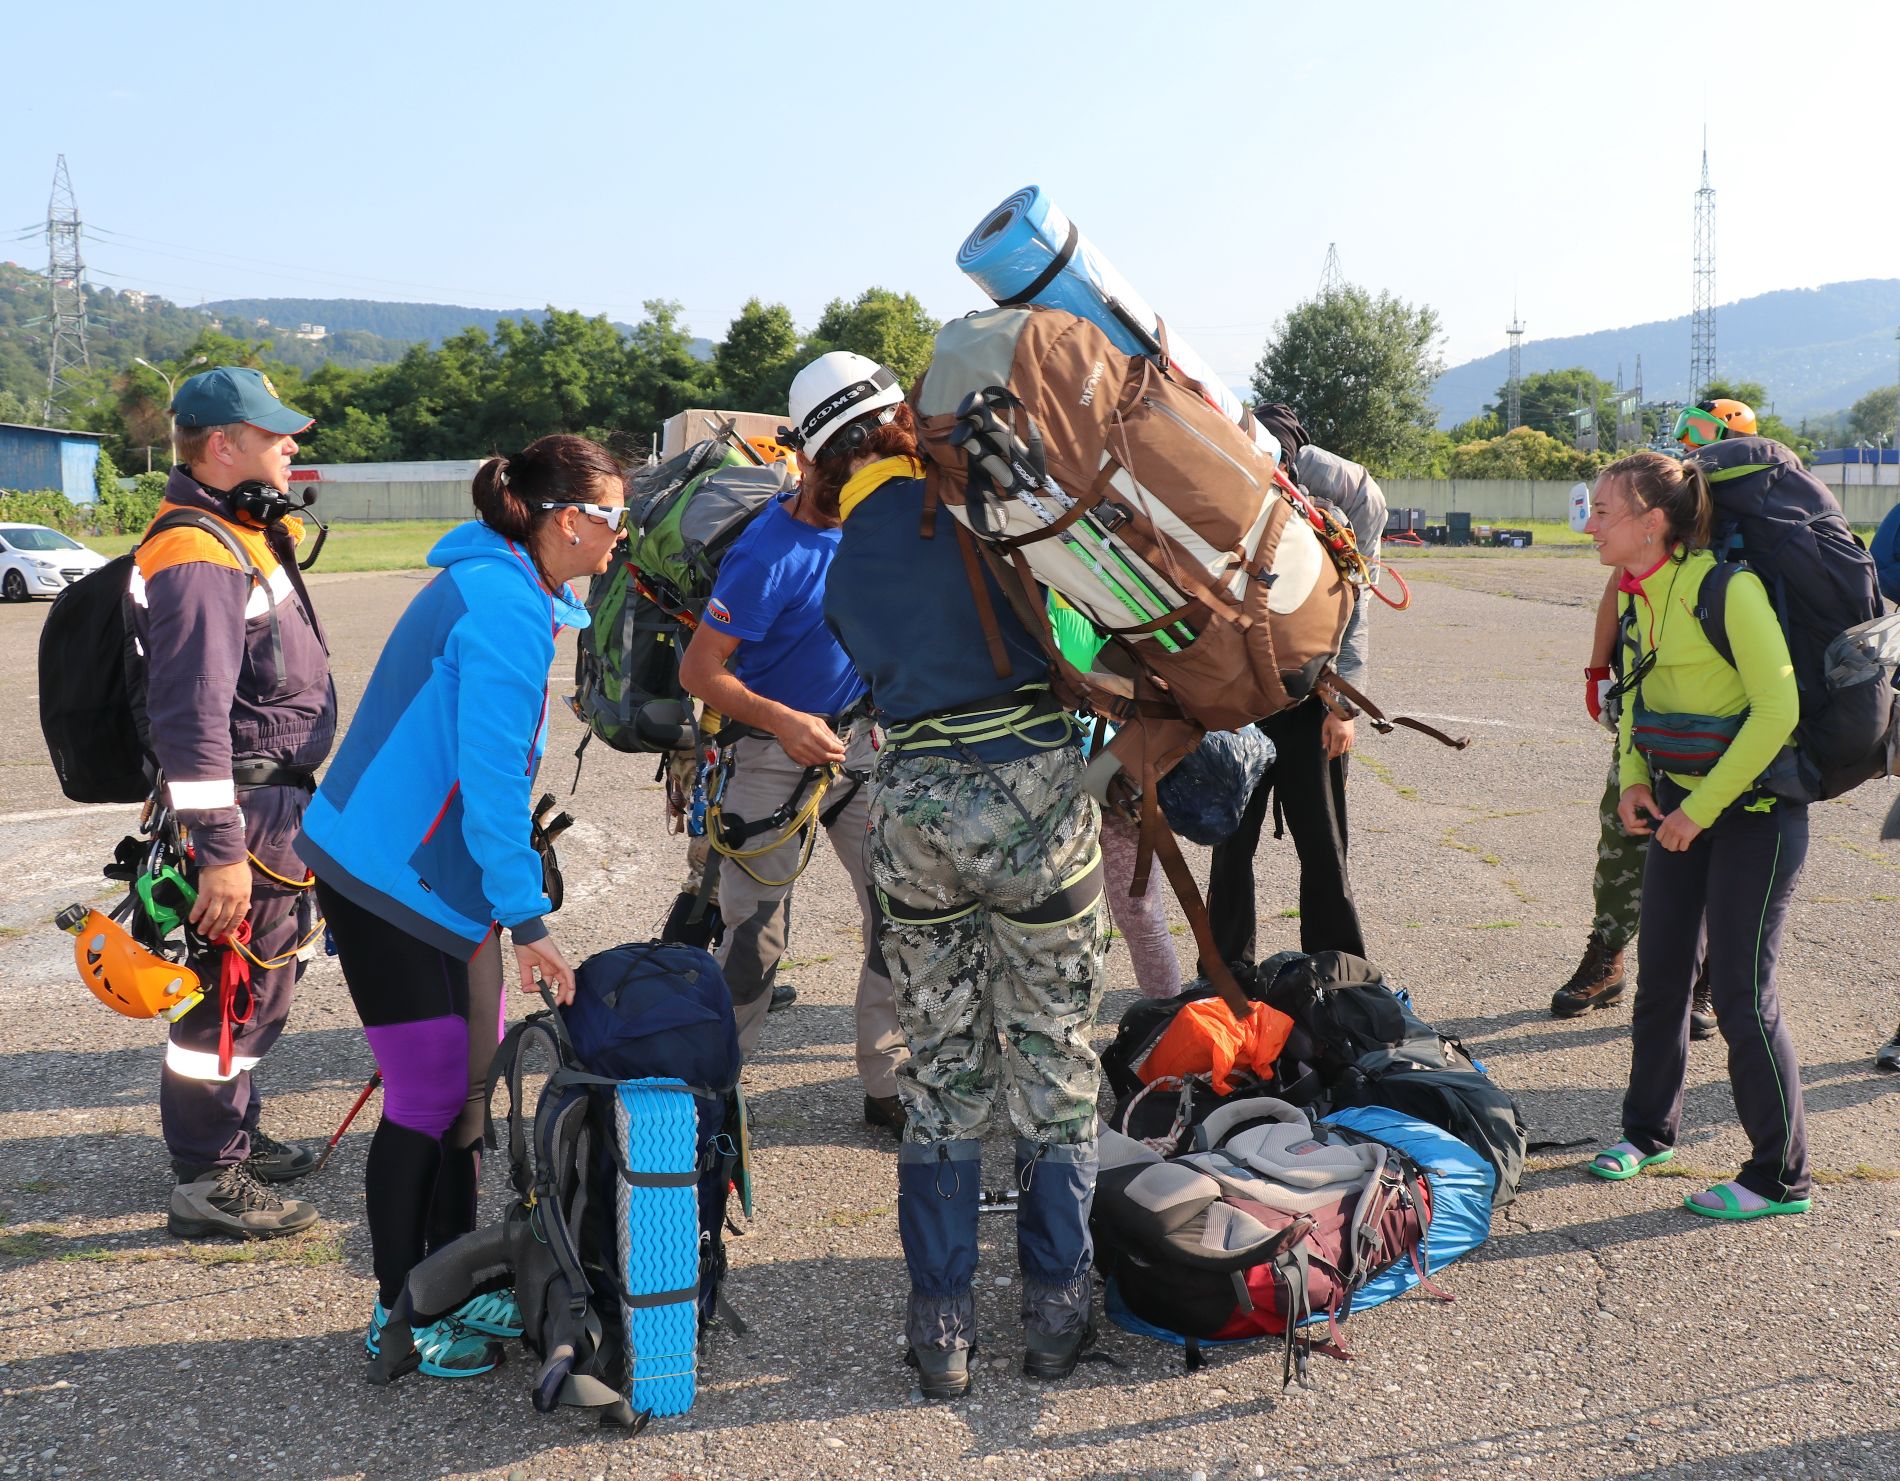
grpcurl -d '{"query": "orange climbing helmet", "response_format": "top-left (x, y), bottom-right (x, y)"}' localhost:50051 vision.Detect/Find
top-left (60, 906), bottom-right (203, 1021)
top-left (746, 435), bottom-right (798, 470)
top-left (1674, 398), bottom-right (1758, 448)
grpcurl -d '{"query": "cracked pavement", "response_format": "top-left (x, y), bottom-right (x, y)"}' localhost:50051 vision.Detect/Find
top-left (1, 553), bottom-right (1897, 1480)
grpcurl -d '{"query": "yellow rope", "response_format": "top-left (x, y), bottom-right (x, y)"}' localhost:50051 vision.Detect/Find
top-left (247, 852), bottom-right (315, 889)
top-left (706, 764), bottom-right (836, 887)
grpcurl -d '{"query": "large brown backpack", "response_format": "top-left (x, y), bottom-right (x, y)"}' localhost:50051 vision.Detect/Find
top-left (909, 306), bottom-right (1459, 1015)
top-left (913, 306), bottom-right (1356, 743)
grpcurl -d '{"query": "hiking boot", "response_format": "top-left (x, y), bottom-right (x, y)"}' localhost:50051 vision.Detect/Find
top-left (863, 1094), bottom-right (905, 1137)
top-left (168, 1163), bottom-right (319, 1240)
top-left (366, 1300), bottom-right (502, 1379)
top-left (1877, 1022), bottom-right (1900, 1072)
top-left (1550, 937), bottom-right (1626, 1018)
top-left (769, 982), bottom-right (797, 1014)
top-left (1023, 1323), bottom-right (1095, 1381)
top-left (905, 1344), bottom-right (971, 1401)
top-left (1689, 965), bottom-right (1718, 1042)
top-left (245, 1128), bottom-right (319, 1183)
top-left (452, 1288), bottom-right (524, 1339)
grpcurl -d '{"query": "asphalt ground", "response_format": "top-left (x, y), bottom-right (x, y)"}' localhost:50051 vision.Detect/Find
top-left (1, 551), bottom-right (1897, 1481)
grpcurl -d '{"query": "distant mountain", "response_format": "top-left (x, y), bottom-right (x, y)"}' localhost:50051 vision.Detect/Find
top-left (1434, 279), bottom-right (1900, 426)
top-left (202, 297), bottom-right (714, 360)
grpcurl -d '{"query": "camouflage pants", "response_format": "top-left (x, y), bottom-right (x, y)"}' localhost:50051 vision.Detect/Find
top-left (867, 746), bottom-right (1108, 1147)
top-left (1592, 758), bottom-right (1644, 950)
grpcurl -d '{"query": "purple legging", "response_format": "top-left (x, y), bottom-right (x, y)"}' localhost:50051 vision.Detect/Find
top-left (316, 879), bottom-right (504, 1303)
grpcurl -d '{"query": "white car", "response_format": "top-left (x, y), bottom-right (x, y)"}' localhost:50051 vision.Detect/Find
top-left (0, 523), bottom-right (111, 601)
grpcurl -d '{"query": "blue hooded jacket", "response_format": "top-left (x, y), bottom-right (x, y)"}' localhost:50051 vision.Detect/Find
top-left (296, 522), bottom-right (590, 957)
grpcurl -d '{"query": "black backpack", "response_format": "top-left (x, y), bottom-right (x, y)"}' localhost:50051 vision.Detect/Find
top-left (1686, 436), bottom-right (1899, 801)
top-left (370, 943), bottom-right (744, 1430)
top-left (38, 510), bottom-right (264, 804)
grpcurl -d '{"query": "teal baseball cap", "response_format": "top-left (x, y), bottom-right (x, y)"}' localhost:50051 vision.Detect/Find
top-left (170, 366), bottom-right (313, 435)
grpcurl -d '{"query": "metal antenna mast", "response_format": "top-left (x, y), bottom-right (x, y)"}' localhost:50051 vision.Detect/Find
top-left (41, 155), bottom-right (90, 424)
top-left (1318, 243), bottom-right (1344, 298)
top-left (1505, 306), bottom-right (1525, 430)
top-left (1690, 135), bottom-right (1716, 401)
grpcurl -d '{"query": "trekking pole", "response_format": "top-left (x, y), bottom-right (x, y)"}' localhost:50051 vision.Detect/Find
top-left (310, 1071), bottom-right (382, 1175)
top-left (978, 1187), bottom-right (1019, 1216)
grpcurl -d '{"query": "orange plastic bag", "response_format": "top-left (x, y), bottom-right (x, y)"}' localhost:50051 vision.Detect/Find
top-left (1139, 998), bottom-right (1295, 1096)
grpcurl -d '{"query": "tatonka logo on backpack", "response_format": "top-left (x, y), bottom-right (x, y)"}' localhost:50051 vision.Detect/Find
top-left (1079, 360), bottom-right (1106, 407)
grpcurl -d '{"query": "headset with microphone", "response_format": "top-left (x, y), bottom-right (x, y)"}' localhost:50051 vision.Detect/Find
top-left (225, 479), bottom-right (330, 570)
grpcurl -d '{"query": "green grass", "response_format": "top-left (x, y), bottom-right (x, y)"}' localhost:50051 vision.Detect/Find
top-left (1392, 518), bottom-right (1592, 553)
top-left (80, 520), bottom-right (457, 573)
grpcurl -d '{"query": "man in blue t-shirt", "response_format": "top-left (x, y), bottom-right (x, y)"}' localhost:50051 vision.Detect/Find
top-left (679, 480), bottom-right (908, 1135)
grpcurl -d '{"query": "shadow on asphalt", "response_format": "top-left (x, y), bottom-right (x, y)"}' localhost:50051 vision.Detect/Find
top-left (0, 1026), bottom-right (376, 1115)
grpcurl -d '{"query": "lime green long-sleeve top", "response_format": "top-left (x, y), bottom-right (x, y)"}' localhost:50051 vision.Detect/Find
top-left (1616, 547), bottom-right (1798, 826)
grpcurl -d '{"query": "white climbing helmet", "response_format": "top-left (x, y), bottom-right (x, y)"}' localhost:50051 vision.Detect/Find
top-left (784, 351), bottom-right (903, 459)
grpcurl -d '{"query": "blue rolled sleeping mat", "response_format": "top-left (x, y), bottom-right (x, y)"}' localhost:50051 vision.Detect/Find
top-left (613, 1077), bottom-right (702, 1417)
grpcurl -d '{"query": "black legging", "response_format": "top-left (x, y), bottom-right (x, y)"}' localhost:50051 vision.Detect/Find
top-left (315, 880), bottom-right (503, 1305)
top-left (1205, 697), bottom-right (1365, 968)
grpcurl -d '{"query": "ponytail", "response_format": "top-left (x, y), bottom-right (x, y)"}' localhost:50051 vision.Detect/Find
top-left (471, 455), bottom-right (535, 541)
top-left (1600, 450), bottom-right (1712, 557)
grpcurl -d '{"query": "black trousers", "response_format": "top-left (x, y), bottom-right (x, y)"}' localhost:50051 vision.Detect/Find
top-left (1205, 697), bottom-right (1364, 968)
top-left (1622, 781), bottom-right (1810, 1203)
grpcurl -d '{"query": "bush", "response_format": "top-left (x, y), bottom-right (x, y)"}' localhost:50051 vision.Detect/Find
top-left (96, 475), bottom-right (163, 535)
top-left (0, 489), bottom-right (83, 532)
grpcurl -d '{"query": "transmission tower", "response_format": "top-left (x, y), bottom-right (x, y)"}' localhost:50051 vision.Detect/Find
top-left (1505, 307), bottom-right (1525, 430)
top-left (1318, 243), bottom-right (1344, 298)
top-left (41, 155), bottom-right (90, 425)
top-left (1690, 137), bottom-right (1716, 401)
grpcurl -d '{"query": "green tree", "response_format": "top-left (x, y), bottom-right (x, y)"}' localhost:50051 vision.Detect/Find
top-left (1252, 285), bottom-right (1443, 476)
top-left (1847, 385), bottom-right (1898, 444)
top-left (1447, 426), bottom-right (1609, 481)
top-left (622, 299), bottom-right (721, 446)
top-left (1446, 411), bottom-right (1501, 444)
top-left (807, 288), bottom-right (939, 387)
top-left (714, 298), bottom-right (801, 413)
top-left (1492, 368), bottom-right (1618, 442)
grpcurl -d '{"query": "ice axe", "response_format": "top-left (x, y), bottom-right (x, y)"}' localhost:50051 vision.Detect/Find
top-left (309, 1071), bottom-right (382, 1176)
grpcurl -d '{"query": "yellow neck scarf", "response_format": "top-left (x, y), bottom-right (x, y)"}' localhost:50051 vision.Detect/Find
top-left (837, 455), bottom-right (924, 524)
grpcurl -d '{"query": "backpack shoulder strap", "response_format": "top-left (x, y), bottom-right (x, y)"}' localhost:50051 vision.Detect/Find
top-left (1693, 561), bottom-right (1740, 670)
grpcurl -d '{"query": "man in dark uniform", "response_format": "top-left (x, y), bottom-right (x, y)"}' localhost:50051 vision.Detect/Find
top-left (131, 367), bottom-right (337, 1238)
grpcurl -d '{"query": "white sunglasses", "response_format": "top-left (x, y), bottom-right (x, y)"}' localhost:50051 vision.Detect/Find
top-left (539, 501), bottom-right (629, 533)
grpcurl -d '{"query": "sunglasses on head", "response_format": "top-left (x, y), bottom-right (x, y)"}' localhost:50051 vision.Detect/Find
top-left (539, 500), bottom-right (629, 533)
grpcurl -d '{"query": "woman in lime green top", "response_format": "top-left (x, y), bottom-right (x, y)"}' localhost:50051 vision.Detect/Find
top-left (1583, 451), bottom-right (1811, 1220)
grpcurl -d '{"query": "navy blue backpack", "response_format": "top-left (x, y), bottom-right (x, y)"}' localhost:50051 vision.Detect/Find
top-left (370, 941), bottom-right (745, 1430)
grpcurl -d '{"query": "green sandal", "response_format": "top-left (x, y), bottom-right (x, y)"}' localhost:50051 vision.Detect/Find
top-left (1682, 1182), bottom-right (1812, 1221)
top-left (1585, 1142), bottom-right (1675, 1181)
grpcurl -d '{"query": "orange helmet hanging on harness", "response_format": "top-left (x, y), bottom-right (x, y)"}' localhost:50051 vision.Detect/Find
top-left (60, 906), bottom-right (204, 1021)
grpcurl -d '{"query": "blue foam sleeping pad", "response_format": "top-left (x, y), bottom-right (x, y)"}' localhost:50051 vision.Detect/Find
top-left (1321, 1105), bottom-right (1495, 1314)
top-left (956, 185), bottom-right (1156, 360)
top-left (613, 1078), bottom-right (701, 1417)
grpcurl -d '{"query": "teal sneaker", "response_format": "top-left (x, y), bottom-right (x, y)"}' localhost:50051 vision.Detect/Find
top-left (365, 1300), bottom-right (502, 1378)
top-left (453, 1288), bottom-right (523, 1339)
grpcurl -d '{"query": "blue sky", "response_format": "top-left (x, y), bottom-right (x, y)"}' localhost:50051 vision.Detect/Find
top-left (4, 0), bottom-right (1894, 382)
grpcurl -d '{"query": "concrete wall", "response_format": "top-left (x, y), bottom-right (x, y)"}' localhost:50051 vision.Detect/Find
top-left (1380, 479), bottom-right (1580, 523)
top-left (304, 479), bottom-right (475, 522)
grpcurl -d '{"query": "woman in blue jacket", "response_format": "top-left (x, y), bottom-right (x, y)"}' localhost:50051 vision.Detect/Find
top-left (297, 434), bottom-right (623, 1375)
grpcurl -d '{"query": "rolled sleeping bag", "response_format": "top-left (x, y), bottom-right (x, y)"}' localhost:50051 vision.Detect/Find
top-left (957, 184), bottom-right (1278, 464)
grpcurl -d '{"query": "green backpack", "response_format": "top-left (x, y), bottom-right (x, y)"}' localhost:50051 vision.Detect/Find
top-left (623, 439), bottom-right (796, 617)
top-left (569, 569), bottom-right (697, 757)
